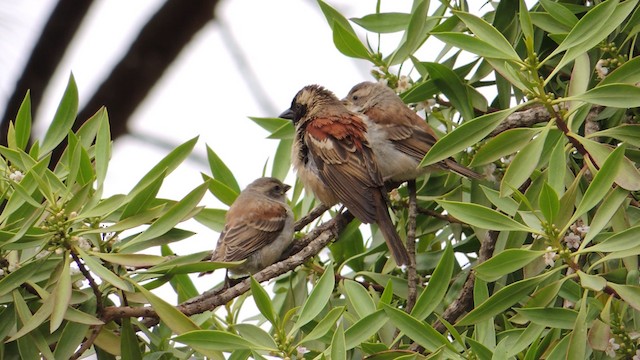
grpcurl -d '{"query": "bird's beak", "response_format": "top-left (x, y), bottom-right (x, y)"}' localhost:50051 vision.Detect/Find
top-left (283, 184), bottom-right (292, 192)
top-left (279, 109), bottom-right (295, 120)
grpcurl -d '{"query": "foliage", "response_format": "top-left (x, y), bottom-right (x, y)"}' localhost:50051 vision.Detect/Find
top-left (1, 0), bottom-right (640, 359)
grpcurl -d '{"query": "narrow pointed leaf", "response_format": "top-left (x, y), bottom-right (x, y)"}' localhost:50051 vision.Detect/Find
top-left (50, 253), bottom-right (72, 332)
top-left (206, 145), bottom-right (240, 193)
top-left (330, 321), bottom-right (346, 360)
top-left (294, 265), bottom-right (335, 331)
top-left (437, 200), bottom-right (535, 232)
top-left (251, 276), bottom-right (277, 326)
top-left (474, 249), bottom-right (547, 282)
top-left (421, 107), bottom-right (518, 166)
top-left (121, 182), bottom-right (208, 250)
top-left (41, 74), bottom-right (78, 155)
top-left (411, 243), bottom-right (454, 320)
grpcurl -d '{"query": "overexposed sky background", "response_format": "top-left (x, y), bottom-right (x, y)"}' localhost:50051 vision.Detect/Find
top-left (1, 0), bottom-right (511, 310)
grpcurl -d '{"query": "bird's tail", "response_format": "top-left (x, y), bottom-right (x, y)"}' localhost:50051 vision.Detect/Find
top-left (444, 159), bottom-right (483, 180)
top-left (373, 189), bottom-right (410, 266)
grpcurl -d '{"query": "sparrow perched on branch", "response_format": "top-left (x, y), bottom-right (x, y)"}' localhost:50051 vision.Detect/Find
top-left (343, 81), bottom-right (481, 182)
top-left (279, 85), bottom-right (410, 266)
top-left (205, 177), bottom-right (294, 277)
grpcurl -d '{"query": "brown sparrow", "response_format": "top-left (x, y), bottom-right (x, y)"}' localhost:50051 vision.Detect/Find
top-left (207, 177), bottom-right (294, 277)
top-left (279, 85), bottom-right (410, 266)
top-left (343, 81), bottom-right (481, 182)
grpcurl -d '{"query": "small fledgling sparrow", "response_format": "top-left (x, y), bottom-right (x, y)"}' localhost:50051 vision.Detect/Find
top-left (207, 177), bottom-right (294, 277)
top-left (279, 85), bottom-right (410, 266)
top-left (343, 81), bottom-right (481, 182)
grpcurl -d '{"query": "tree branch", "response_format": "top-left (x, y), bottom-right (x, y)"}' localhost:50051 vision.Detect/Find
top-left (101, 211), bottom-right (353, 322)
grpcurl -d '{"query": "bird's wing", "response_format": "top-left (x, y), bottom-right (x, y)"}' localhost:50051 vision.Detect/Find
top-left (365, 106), bottom-right (438, 161)
top-left (215, 200), bottom-right (289, 262)
top-left (304, 114), bottom-right (382, 224)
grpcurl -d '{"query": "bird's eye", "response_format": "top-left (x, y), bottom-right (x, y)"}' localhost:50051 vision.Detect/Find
top-left (352, 95), bottom-right (359, 101)
top-left (273, 185), bottom-right (282, 193)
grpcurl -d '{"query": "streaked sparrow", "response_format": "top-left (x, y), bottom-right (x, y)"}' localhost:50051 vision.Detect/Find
top-left (343, 81), bottom-right (481, 182)
top-left (280, 85), bottom-right (410, 266)
top-left (207, 177), bottom-right (294, 277)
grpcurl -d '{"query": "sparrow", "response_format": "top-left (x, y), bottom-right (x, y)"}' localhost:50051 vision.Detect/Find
top-left (279, 85), bottom-right (410, 266)
top-left (343, 81), bottom-right (481, 182)
top-left (207, 177), bottom-right (294, 277)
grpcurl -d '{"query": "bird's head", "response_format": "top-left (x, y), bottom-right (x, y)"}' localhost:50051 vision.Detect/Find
top-left (279, 85), bottom-right (339, 124)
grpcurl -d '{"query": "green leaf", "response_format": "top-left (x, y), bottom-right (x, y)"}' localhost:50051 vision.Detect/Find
top-left (567, 292), bottom-right (588, 360)
top-left (330, 321), bottom-right (346, 360)
top-left (351, 12), bottom-right (411, 33)
top-left (582, 224), bottom-right (640, 254)
top-left (470, 128), bottom-right (537, 166)
top-left (344, 310), bottom-right (387, 350)
top-left (573, 135), bottom-right (640, 191)
top-left (569, 84), bottom-right (640, 108)
top-left (457, 270), bottom-right (558, 326)
top-left (133, 282), bottom-right (207, 344)
top-left (271, 139), bottom-right (292, 180)
top-left (127, 136), bottom-right (198, 200)
top-left (174, 330), bottom-right (263, 351)
top-left (344, 279), bottom-right (375, 319)
top-left (121, 318), bottom-right (143, 360)
top-left (120, 169), bottom-right (165, 219)
top-left (251, 276), bottom-right (278, 326)
top-left (194, 208), bottom-right (227, 232)
top-left (50, 253), bottom-right (72, 332)
top-left (74, 247), bottom-right (132, 291)
top-left (332, 20), bottom-right (371, 60)
top-left (0, 260), bottom-right (42, 297)
top-left (317, 0), bottom-right (370, 60)
top-left (388, 0), bottom-right (431, 65)
top-left (248, 117), bottom-right (291, 134)
top-left (548, 0), bottom-right (618, 58)
top-left (437, 200), bottom-right (535, 233)
top-left (500, 127), bottom-right (548, 196)
top-left (424, 62), bottom-right (474, 121)
top-left (14, 91), bottom-right (32, 151)
top-left (54, 302), bottom-right (95, 359)
top-left (474, 249), bottom-right (547, 282)
top-left (539, 0), bottom-right (578, 27)
top-left (411, 244), bottom-right (454, 320)
top-left (454, 11), bottom-right (520, 61)
top-left (577, 271), bottom-right (606, 291)
top-left (432, 32), bottom-right (517, 60)
top-left (298, 306), bottom-right (344, 344)
top-left (9, 290), bottom-right (54, 341)
top-left (519, 0), bottom-right (534, 44)
top-left (204, 174), bottom-right (239, 206)
top-left (599, 56), bottom-right (640, 85)
top-left (591, 124), bottom-right (640, 147)
top-left (607, 283), bottom-right (640, 311)
top-left (383, 304), bottom-right (457, 357)
top-left (120, 182), bottom-right (208, 251)
top-left (41, 74), bottom-right (78, 156)
top-left (94, 108), bottom-right (111, 189)
top-left (548, 0), bottom-right (638, 80)
top-left (582, 187), bottom-right (628, 246)
top-left (421, 107), bottom-right (518, 167)
top-left (293, 265), bottom-right (335, 331)
top-left (482, 188), bottom-right (519, 219)
top-left (234, 324), bottom-right (278, 350)
top-left (89, 252), bottom-right (165, 267)
top-left (570, 143), bottom-right (625, 224)
top-left (514, 307), bottom-right (578, 329)
top-left (539, 182), bottom-right (560, 223)
top-left (206, 145), bottom-right (240, 194)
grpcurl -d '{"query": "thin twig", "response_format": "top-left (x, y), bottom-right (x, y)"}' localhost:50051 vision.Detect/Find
top-left (70, 324), bottom-right (103, 360)
top-left (101, 212), bottom-right (354, 322)
top-left (405, 180), bottom-right (418, 314)
top-left (71, 250), bottom-right (104, 315)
